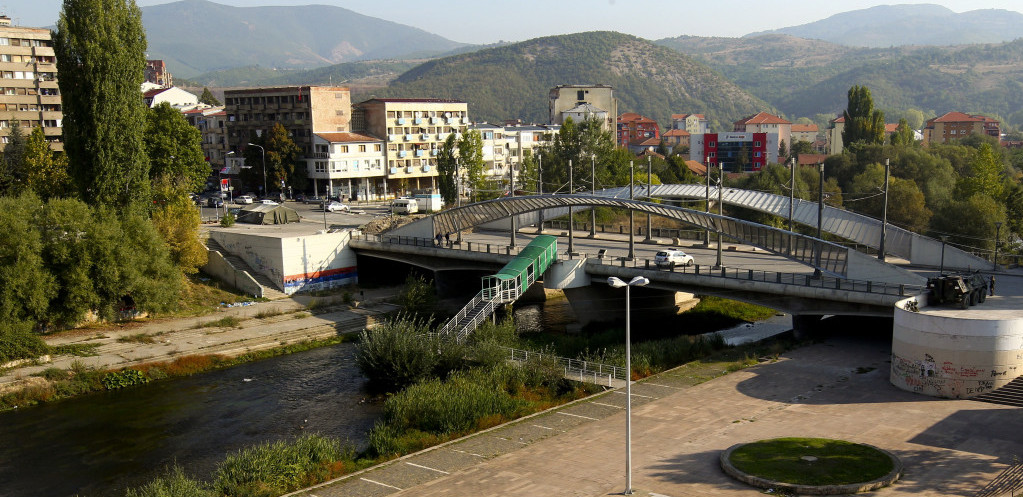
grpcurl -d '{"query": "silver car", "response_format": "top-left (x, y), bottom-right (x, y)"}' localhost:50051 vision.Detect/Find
top-left (655, 249), bottom-right (694, 268)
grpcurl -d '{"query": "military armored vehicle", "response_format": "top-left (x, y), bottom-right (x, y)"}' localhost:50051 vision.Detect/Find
top-left (926, 272), bottom-right (989, 309)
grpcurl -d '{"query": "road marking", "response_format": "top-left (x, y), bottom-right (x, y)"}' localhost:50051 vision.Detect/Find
top-left (558, 411), bottom-right (599, 421)
top-left (643, 382), bottom-right (681, 389)
top-left (591, 401), bottom-right (624, 409)
top-left (406, 462), bottom-right (449, 474)
top-left (499, 436), bottom-right (529, 445)
top-left (614, 390), bottom-right (656, 399)
top-left (451, 449), bottom-right (485, 458)
top-left (532, 424), bottom-right (554, 430)
top-left (361, 478), bottom-right (403, 490)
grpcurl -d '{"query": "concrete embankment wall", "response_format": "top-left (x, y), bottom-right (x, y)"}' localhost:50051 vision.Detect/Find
top-left (202, 248), bottom-right (264, 297)
top-left (891, 295), bottom-right (1023, 398)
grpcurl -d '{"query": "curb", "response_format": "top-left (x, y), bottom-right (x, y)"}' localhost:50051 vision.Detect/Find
top-left (719, 441), bottom-right (903, 495)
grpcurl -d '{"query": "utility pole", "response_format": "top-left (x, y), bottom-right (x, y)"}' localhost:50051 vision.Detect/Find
top-left (456, 159), bottom-right (462, 244)
top-left (509, 148), bottom-right (516, 249)
top-left (788, 156), bottom-right (795, 255)
top-left (537, 155), bottom-right (544, 234)
top-left (590, 154), bottom-right (597, 238)
top-left (704, 160), bottom-right (711, 246)
top-left (568, 159), bottom-right (574, 256)
top-left (879, 158), bottom-right (889, 261)
top-left (814, 162), bottom-right (825, 276)
top-left (628, 161), bottom-right (635, 260)
top-left (715, 164), bottom-right (723, 269)
top-left (645, 155), bottom-right (652, 242)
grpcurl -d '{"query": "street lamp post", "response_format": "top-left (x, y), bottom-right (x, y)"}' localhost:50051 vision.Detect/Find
top-left (814, 162), bottom-right (825, 277)
top-left (878, 158), bottom-right (890, 261)
top-left (715, 163), bottom-right (723, 269)
top-left (994, 221), bottom-right (1003, 271)
top-left (645, 155), bottom-right (652, 242)
top-left (607, 275), bottom-right (649, 496)
top-left (590, 154), bottom-right (597, 238)
top-left (628, 161), bottom-right (635, 260)
top-left (939, 235), bottom-right (948, 275)
top-left (224, 151), bottom-right (235, 204)
top-left (247, 143), bottom-right (267, 196)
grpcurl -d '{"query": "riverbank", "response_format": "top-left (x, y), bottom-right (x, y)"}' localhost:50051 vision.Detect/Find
top-left (0, 286), bottom-right (401, 403)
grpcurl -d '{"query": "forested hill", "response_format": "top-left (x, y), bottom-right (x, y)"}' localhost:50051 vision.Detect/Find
top-left (361, 31), bottom-right (771, 128)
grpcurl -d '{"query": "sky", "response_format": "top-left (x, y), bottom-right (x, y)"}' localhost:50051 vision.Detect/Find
top-left (9, 0), bottom-right (1023, 44)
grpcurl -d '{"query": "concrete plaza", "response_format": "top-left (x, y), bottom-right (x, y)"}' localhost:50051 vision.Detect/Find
top-left (296, 323), bottom-right (1023, 497)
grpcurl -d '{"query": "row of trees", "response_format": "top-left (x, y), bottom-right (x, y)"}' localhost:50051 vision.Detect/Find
top-left (0, 0), bottom-right (212, 340)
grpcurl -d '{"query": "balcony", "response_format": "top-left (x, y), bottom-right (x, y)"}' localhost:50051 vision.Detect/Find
top-left (388, 134), bottom-right (397, 141)
top-left (447, 117), bottom-right (457, 124)
top-left (421, 133), bottom-right (430, 140)
top-left (415, 150), bottom-right (424, 157)
top-left (430, 117), bottom-right (439, 124)
top-left (389, 167), bottom-right (398, 174)
top-left (396, 118), bottom-right (405, 125)
top-left (405, 134), bottom-right (414, 141)
top-left (308, 152), bottom-right (329, 159)
top-left (398, 150), bottom-right (407, 158)
top-left (422, 165), bottom-right (431, 173)
top-left (414, 118), bottom-right (422, 124)
top-left (431, 149), bottom-right (438, 156)
top-left (437, 133), bottom-right (448, 140)
top-left (405, 166), bottom-right (414, 174)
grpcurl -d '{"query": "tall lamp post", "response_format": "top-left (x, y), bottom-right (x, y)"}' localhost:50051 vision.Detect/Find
top-left (247, 143), bottom-right (267, 196)
top-left (224, 151), bottom-right (235, 203)
top-left (994, 221), bottom-right (1003, 271)
top-left (590, 154), bottom-right (597, 238)
top-left (939, 235), bottom-right (948, 275)
top-left (607, 275), bottom-right (650, 496)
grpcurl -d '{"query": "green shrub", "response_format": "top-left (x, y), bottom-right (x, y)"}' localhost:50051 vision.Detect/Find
top-left (36, 367), bottom-right (68, 381)
top-left (212, 434), bottom-right (353, 497)
top-left (102, 369), bottom-right (150, 390)
top-left (355, 315), bottom-right (440, 393)
top-left (219, 212), bottom-right (235, 227)
top-left (0, 321), bottom-right (48, 363)
top-left (396, 274), bottom-right (437, 316)
top-left (125, 465), bottom-right (212, 497)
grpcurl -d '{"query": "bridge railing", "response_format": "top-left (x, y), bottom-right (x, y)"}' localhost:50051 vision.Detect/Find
top-left (353, 233), bottom-right (923, 297)
top-left (587, 257), bottom-right (925, 298)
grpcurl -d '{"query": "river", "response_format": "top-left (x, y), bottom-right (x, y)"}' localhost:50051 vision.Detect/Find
top-left (0, 343), bottom-right (380, 497)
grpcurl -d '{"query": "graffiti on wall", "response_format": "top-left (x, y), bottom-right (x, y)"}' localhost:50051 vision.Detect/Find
top-left (892, 352), bottom-right (1014, 398)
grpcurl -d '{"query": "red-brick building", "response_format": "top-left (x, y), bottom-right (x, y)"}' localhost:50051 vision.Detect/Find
top-left (922, 112), bottom-right (1000, 146)
top-left (617, 112), bottom-right (660, 146)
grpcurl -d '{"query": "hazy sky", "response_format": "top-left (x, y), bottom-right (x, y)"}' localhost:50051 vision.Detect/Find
top-left (10, 0), bottom-right (1023, 43)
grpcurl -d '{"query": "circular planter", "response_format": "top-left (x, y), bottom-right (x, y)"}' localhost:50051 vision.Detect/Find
top-left (720, 438), bottom-right (902, 495)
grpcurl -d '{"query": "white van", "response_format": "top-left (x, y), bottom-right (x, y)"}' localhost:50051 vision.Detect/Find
top-left (391, 198), bottom-right (420, 214)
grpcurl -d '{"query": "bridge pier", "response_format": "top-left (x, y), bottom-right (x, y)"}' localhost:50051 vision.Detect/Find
top-left (791, 314), bottom-right (824, 339)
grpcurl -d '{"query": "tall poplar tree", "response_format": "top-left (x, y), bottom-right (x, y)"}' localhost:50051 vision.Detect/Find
top-left (842, 85), bottom-right (885, 147)
top-left (53, 0), bottom-right (149, 207)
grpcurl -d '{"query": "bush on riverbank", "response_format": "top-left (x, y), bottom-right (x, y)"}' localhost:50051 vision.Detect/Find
top-left (213, 434), bottom-right (355, 496)
top-left (125, 465), bottom-right (213, 497)
top-left (0, 321), bottom-right (48, 364)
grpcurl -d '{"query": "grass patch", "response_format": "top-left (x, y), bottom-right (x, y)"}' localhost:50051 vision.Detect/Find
top-left (117, 333), bottom-right (156, 344)
top-left (729, 437), bottom-right (894, 485)
top-left (48, 343), bottom-right (101, 357)
top-left (293, 312), bottom-right (310, 319)
top-left (196, 316), bottom-right (243, 329)
top-left (170, 274), bottom-right (253, 318)
top-left (255, 308), bottom-right (285, 319)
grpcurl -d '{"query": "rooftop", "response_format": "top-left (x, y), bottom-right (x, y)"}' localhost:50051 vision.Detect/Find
top-left (735, 111), bottom-right (791, 126)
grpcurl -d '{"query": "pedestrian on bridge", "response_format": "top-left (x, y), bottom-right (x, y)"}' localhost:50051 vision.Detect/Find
top-left (990, 276), bottom-right (996, 296)
top-left (435, 233), bottom-right (443, 246)
top-left (445, 232), bottom-right (451, 246)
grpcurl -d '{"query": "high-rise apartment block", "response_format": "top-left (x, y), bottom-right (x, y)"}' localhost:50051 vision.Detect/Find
top-left (223, 86), bottom-right (352, 158)
top-left (0, 15), bottom-right (62, 151)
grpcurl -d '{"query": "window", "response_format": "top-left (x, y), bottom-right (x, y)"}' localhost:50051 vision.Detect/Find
top-left (709, 152), bottom-right (716, 158)
top-left (374, 144), bottom-right (382, 152)
top-left (577, 90), bottom-right (585, 100)
top-left (338, 145), bottom-right (348, 153)
top-left (0, 38), bottom-right (7, 46)
top-left (754, 141), bottom-right (762, 147)
top-left (709, 141), bottom-right (716, 147)
top-left (358, 144), bottom-right (366, 152)
top-left (754, 152), bottom-right (762, 158)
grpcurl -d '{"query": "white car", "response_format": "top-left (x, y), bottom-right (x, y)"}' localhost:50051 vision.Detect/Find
top-left (259, 199), bottom-right (279, 205)
top-left (655, 249), bottom-right (695, 268)
top-left (236, 195), bottom-right (254, 204)
top-left (324, 201), bottom-right (349, 213)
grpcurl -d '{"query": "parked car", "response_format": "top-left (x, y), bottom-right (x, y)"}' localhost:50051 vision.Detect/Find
top-left (391, 198), bottom-right (420, 214)
top-left (236, 195), bottom-right (254, 204)
top-left (324, 201), bottom-right (349, 213)
top-left (206, 196), bottom-right (224, 207)
top-left (259, 199), bottom-right (279, 205)
top-left (294, 193), bottom-right (307, 203)
top-left (304, 195), bottom-right (322, 204)
top-left (655, 249), bottom-right (694, 268)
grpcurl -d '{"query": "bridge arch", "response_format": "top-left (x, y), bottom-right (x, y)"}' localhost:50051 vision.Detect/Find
top-left (396, 195), bottom-right (851, 276)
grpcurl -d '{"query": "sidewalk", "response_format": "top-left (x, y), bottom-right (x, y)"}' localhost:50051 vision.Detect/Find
top-left (0, 287), bottom-right (400, 395)
top-left (291, 329), bottom-right (1021, 497)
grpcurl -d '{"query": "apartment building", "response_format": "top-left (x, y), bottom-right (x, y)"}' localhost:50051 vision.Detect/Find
top-left (690, 132), bottom-right (778, 173)
top-left (548, 84), bottom-right (617, 138)
top-left (224, 86), bottom-right (352, 158)
top-left (470, 122), bottom-right (560, 190)
top-left (733, 112), bottom-right (791, 153)
top-left (670, 113), bottom-right (709, 135)
top-left (308, 132), bottom-right (385, 200)
top-left (790, 123), bottom-right (819, 145)
top-left (144, 60), bottom-right (172, 86)
top-left (617, 112), bottom-right (660, 146)
top-left (0, 16), bottom-right (62, 151)
top-left (183, 106), bottom-right (230, 175)
top-left (922, 112), bottom-right (1000, 146)
top-left (662, 128), bottom-right (690, 149)
top-left (826, 116), bottom-right (845, 155)
top-left (356, 98), bottom-right (469, 194)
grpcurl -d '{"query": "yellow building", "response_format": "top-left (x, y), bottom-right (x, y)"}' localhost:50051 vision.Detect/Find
top-left (0, 16), bottom-right (62, 151)
top-left (356, 98), bottom-right (469, 194)
top-left (922, 111), bottom-right (1000, 146)
top-left (224, 86), bottom-right (352, 158)
top-left (548, 85), bottom-right (618, 137)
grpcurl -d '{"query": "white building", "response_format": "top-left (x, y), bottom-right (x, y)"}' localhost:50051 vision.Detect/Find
top-left (142, 86), bottom-right (199, 109)
top-left (308, 132), bottom-right (386, 201)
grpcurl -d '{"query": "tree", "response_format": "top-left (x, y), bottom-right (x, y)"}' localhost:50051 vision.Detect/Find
top-left (242, 123), bottom-right (301, 195)
top-left (790, 140), bottom-right (814, 156)
top-left (0, 121), bottom-right (27, 194)
top-left (931, 194), bottom-right (1005, 250)
top-left (889, 118), bottom-right (916, 146)
top-left (457, 129), bottom-right (485, 201)
top-left (778, 139), bottom-right (788, 159)
top-left (21, 127), bottom-right (71, 199)
top-left (54, 0), bottom-right (150, 207)
top-left (956, 142), bottom-right (1006, 202)
top-left (150, 177), bottom-right (207, 274)
top-left (145, 102), bottom-right (207, 193)
top-left (436, 134), bottom-right (458, 205)
top-left (848, 163), bottom-right (931, 233)
top-left (842, 85), bottom-right (885, 147)
top-left (199, 87), bottom-right (221, 106)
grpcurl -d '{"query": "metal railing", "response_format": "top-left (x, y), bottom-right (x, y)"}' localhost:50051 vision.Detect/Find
top-left (505, 347), bottom-right (627, 382)
top-left (586, 256), bottom-right (925, 297)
